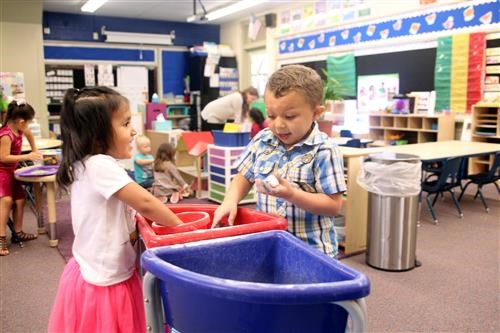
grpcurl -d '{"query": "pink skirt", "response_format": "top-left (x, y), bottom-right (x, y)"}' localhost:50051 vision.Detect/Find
top-left (48, 258), bottom-right (146, 333)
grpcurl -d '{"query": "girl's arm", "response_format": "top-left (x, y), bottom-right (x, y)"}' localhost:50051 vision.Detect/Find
top-left (256, 174), bottom-right (343, 216)
top-left (135, 157), bottom-right (154, 166)
top-left (23, 127), bottom-right (39, 153)
top-left (0, 135), bottom-right (42, 164)
top-left (114, 181), bottom-right (183, 226)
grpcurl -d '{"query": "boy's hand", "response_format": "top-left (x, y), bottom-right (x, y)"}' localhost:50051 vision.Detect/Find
top-left (255, 174), bottom-right (295, 200)
top-left (211, 201), bottom-right (238, 228)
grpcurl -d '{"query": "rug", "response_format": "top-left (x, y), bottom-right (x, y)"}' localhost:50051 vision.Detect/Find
top-left (46, 197), bottom-right (253, 262)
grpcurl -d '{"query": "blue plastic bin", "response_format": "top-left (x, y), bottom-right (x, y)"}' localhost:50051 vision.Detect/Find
top-left (142, 230), bottom-right (370, 333)
top-left (212, 130), bottom-right (250, 147)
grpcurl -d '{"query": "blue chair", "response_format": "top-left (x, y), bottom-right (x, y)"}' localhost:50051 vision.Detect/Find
top-left (458, 152), bottom-right (500, 212)
top-left (344, 138), bottom-right (362, 148)
top-left (420, 157), bottom-right (464, 224)
top-left (340, 129), bottom-right (353, 138)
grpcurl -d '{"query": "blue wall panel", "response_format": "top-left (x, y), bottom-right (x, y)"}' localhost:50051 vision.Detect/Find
top-left (162, 51), bottom-right (188, 95)
top-left (44, 46), bottom-right (155, 62)
top-left (43, 12), bottom-right (220, 46)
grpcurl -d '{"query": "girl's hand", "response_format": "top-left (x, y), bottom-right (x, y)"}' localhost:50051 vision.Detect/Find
top-left (255, 174), bottom-right (296, 200)
top-left (28, 151), bottom-right (43, 163)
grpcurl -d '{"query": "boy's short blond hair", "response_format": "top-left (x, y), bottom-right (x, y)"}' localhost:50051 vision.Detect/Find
top-left (265, 65), bottom-right (323, 108)
top-left (135, 135), bottom-right (151, 147)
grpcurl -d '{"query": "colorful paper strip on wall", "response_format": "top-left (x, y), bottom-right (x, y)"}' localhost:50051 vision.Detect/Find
top-left (278, 0), bottom-right (498, 55)
top-left (434, 33), bottom-right (485, 113)
top-left (326, 54), bottom-right (356, 98)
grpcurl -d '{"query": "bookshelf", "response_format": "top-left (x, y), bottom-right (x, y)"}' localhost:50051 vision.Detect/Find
top-left (470, 102), bottom-right (500, 174)
top-left (368, 113), bottom-right (455, 145)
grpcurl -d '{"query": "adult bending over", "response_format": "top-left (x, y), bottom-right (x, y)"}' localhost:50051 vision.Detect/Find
top-left (201, 87), bottom-right (259, 131)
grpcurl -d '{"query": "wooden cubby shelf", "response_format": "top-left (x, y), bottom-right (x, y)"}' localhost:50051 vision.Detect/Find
top-left (470, 102), bottom-right (500, 174)
top-left (368, 113), bottom-right (455, 145)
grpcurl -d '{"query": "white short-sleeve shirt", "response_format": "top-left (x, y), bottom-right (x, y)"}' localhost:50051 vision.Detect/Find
top-left (200, 92), bottom-right (243, 124)
top-left (71, 154), bottom-right (136, 286)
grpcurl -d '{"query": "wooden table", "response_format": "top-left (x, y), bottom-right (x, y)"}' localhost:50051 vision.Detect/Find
top-left (22, 138), bottom-right (62, 152)
top-left (383, 140), bottom-right (500, 161)
top-left (335, 141), bottom-right (499, 254)
top-left (14, 166), bottom-right (59, 247)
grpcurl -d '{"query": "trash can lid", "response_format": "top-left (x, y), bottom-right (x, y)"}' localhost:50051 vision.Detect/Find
top-left (369, 152), bottom-right (420, 164)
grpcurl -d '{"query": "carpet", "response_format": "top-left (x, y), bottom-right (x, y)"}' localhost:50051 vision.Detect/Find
top-left (47, 197), bottom-right (254, 262)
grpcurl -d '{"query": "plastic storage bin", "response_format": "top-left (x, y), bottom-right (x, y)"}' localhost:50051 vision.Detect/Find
top-left (142, 230), bottom-right (370, 333)
top-left (137, 204), bottom-right (287, 248)
top-left (212, 130), bottom-right (250, 147)
top-left (151, 211), bottom-right (210, 235)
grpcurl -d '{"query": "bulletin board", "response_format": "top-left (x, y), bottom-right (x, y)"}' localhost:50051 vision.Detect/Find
top-left (292, 47), bottom-right (436, 96)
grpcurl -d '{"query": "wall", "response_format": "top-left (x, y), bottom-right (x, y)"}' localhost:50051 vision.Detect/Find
top-left (219, 0), bottom-right (496, 86)
top-left (43, 12), bottom-right (220, 47)
top-left (1, 2), bottom-right (48, 135)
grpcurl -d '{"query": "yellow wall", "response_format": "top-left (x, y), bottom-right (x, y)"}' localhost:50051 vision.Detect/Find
top-left (0, 1), bottom-right (48, 136)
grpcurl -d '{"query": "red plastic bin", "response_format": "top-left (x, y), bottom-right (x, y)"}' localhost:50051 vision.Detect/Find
top-left (137, 204), bottom-right (287, 248)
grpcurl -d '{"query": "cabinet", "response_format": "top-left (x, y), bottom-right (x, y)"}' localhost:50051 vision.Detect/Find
top-left (470, 103), bottom-right (500, 174)
top-left (207, 144), bottom-right (255, 204)
top-left (368, 113), bottom-right (455, 145)
top-left (337, 146), bottom-right (382, 255)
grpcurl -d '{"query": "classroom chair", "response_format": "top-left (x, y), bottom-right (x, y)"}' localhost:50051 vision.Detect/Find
top-left (339, 129), bottom-right (353, 138)
top-left (344, 138), bottom-right (362, 148)
top-left (419, 157), bottom-right (464, 224)
top-left (458, 151), bottom-right (500, 212)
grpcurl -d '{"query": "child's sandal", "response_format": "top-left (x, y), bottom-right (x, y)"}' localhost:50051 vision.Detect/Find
top-left (12, 230), bottom-right (37, 243)
top-left (0, 236), bottom-right (9, 256)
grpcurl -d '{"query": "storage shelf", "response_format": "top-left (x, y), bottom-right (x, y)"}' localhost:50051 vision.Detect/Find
top-left (470, 103), bottom-right (500, 174)
top-left (368, 113), bottom-right (454, 145)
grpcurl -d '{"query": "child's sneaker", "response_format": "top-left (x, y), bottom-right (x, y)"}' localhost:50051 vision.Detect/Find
top-left (170, 192), bottom-right (180, 204)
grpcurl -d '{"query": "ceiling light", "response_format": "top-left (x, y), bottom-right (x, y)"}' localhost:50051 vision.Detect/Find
top-left (198, 0), bottom-right (267, 22)
top-left (81, 0), bottom-right (108, 13)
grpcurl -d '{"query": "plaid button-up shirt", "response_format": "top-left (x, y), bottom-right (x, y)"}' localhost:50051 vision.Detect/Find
top-left (236, 123), bottom-right (346, 257)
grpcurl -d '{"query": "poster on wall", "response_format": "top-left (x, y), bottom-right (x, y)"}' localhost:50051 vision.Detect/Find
top-left (0, 72), bottom-right (26, 101)
top-left (357, 73), bottom-right (399, 113)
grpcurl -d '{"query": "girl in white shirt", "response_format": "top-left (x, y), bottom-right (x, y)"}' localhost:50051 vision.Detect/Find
top-left (48, 86), bottom-right (182, 333)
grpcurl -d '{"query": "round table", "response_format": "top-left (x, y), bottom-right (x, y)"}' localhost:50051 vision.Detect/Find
top-left (22, 138), bottom-right (62, 153)
top-left (14, 165), bottom-right (59, 247)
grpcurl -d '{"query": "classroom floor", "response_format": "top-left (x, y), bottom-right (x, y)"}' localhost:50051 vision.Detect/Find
top-left (0, 184), bottom-right (499, 332)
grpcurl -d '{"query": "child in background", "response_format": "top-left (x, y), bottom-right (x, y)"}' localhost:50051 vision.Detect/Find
top-left (0, 100), bottom-right (43, 256)
top-left (212, 65), bottom-right (346, 258)
top-left (248, 107), bottom-right (268, 138)
top-left (133, 135), bottom-right (154, 188)
top-left (152, 142), bottom-right (191, 203)
top-left (48, 87), bottom-right (182, 332)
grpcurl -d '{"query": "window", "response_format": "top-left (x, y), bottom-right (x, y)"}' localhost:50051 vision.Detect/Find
top-left (249, 48), bottom-right (269, 97)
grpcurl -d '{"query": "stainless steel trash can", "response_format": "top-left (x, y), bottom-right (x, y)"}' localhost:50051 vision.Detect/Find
top-left (365, 153), bottom-right (420, 271)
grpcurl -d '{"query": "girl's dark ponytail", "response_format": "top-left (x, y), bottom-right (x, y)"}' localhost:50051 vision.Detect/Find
top-left (57, 86), bottom-right (126, 189)
top-left (1, 100), bottom-right (35, 127)
top-left (57, 88), bottom-right (81, 188)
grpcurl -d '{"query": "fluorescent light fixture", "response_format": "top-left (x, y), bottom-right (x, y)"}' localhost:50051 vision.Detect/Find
top-left (204, 0), bottom-right (267, 22)
top-left (101, 27), bottom-right (175, 45)
top-left (81, 0), bottom-right (108, 13)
